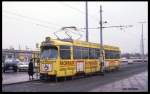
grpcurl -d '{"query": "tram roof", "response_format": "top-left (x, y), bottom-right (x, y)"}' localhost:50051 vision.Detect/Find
top-left (41, 38), bottom-right (120, 51)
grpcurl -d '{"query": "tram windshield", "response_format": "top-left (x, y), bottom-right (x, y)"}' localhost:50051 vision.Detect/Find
top-left (41, 46), bottom-right (58, 59)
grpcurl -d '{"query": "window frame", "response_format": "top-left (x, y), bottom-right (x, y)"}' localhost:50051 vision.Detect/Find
top-left (60, 45), bottom-right (71, 59)
top-left (105, 50), bottom-right (120, 59)
top-left (73, 46), bottom-right (82, 59)
top-left (40, 46), bottom-right (58, 59)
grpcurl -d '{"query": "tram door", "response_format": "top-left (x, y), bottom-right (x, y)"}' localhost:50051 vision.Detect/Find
top-left (76, 62), bottom-right (84, 72)
top-left (32, 52), bottom-right (40, 78)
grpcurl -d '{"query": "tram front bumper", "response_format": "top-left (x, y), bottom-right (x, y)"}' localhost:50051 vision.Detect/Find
top-left (40, 73), bottom-right (56, 80)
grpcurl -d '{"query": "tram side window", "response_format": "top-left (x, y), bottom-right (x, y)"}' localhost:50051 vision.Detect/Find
top-left (95, 49), bottom-right (100, 59)
top-left (114, 51), bottom-right (120, 59)
top-left (89, 48), bottom-right (96, 59)
top-left (105, 50), bottom-right (111, 59)
top-left (111, 51), bottom-right (115, 59)
top-left (105, 50), bottom-right (108, 59)
top-left (113, 51), bottom-right (116, 59)
top-left (60, 46), bottom-right (71, 59)
top-left (110, 51), bottom-right (114, 59)
top-left (118, 52), bottom-right (121, 59)
top-left (112, 51), bottom-right (116, 59)
top-left (73, 46), bottom-right (82, 59)
top-left (74, 47), bottom-right (100, 59)
top-left (82, 47), bottom-right (89, 59)
top-left (105, 50), bottom-right (120, 59)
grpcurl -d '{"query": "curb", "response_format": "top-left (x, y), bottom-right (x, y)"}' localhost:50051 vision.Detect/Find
top-left (2, 79), bottom-right (40, 86)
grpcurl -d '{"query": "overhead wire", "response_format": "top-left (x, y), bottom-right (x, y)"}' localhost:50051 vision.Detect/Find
top-left (3, 10), bottom-right (86, 37)
top-left (3, 6), bottom-right (93, 40)
top-left (3, 10), bottom-right (63, 28)
top-left (61, 3), bottom-right (99, 22)
top-left (60, 2), bottom-right (101, 40)
top-left (3, 14), bottom-right (59, 30)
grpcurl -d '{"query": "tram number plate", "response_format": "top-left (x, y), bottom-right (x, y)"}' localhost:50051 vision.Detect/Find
top-left (76, 62), bottom-right (84, 72)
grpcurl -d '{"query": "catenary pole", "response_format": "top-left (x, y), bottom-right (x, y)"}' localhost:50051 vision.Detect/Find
top-left (138, 21), bottom-right (146, 63)
top-left (85, 1), bottom-right (88, 42)
top-left (99, 5), bottom-right (104, 74)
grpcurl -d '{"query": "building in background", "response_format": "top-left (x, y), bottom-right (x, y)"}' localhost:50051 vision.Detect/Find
top-left (2, 49), bottom-right (40, 63)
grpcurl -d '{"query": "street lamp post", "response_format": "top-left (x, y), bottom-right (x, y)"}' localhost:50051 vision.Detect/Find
top-left (141, 23), bottom-right (144, 63)
top-left (138, 21), bottom-right (146, 63)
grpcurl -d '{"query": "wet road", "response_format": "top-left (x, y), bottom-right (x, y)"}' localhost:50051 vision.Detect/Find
top-left (2, 62), bottom-right (148, 92)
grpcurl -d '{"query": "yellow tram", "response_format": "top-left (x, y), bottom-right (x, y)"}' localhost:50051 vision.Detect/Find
top-left (39, 37), bottom-right (121, 79)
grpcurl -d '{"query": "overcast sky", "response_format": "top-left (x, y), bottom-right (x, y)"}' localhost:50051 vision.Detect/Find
top-left (2, 1), bottom-right (148, 54)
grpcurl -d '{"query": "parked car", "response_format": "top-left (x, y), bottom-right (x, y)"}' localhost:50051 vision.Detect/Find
top-left (3, 58), bottom-right (20, 72)
top-left (121, 58), bottom-right (128, 63)
top-left (128, 59), bottom-right (133, 64)
top-left (17, 62), bottom-right (29, 72)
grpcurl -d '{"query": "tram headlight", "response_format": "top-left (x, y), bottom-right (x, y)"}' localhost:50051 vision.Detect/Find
top-left (45, 37), bottom-right (51, 42)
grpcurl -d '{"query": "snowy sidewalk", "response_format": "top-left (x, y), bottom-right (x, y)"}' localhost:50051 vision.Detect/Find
top-left (2, 72), bottom-right (39, 85)
top-left (89, 71), bottom-right (148, 92)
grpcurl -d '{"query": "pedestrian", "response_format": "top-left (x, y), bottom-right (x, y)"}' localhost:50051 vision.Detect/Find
top-left (28, 59), bottom-right (34, 80)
